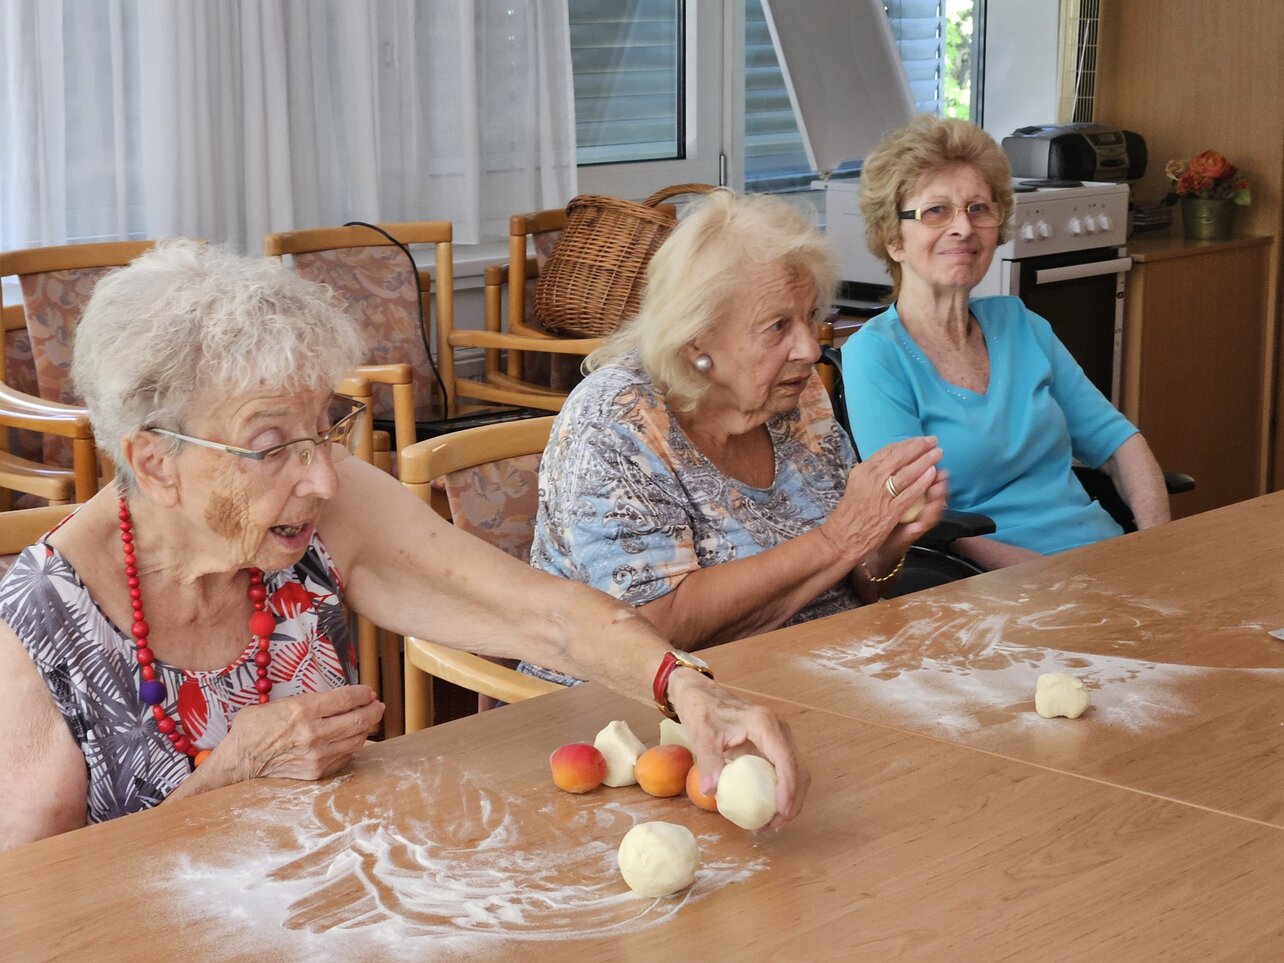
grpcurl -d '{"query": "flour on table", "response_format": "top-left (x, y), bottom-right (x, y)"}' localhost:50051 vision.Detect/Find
top-left (168, 757), bottom-right (763, 960)
top-left (806, 585), bottom-right (1284, 735)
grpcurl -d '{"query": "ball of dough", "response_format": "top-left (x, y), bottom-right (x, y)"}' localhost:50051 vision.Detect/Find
top-left (593, 720), bottom-right (647, 787)
top-left (715, 754), bottom-right (778, 830)
top-left (617, 821), bottom-right (699, 898)
top-left (1035, 672), bottom-right (1091, 719)
top-left (899, 497), bottom-right (926, 525)
top-left (659, 718), bottom-right (691, 750)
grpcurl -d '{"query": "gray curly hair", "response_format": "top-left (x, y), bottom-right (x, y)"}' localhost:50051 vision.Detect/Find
top-left (587, 189), bottom-right (837, 411)
top-left (71, 239), bottom-right (366, 486)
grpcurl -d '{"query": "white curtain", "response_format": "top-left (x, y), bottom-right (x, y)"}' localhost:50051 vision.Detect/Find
top-left (0, 0), bottom-right (577, 251)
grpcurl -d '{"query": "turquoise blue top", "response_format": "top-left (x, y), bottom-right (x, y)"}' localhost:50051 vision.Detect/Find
top-left (840, 296), bottom-right (1137, 555)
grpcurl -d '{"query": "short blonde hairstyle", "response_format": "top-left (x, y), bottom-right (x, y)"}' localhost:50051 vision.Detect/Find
top-left (71, 239), bottom-right (366, 486)
top-left (587, 189), bottom-right (837, 411)
top-left (860, 114), bottom-right (1014, 298)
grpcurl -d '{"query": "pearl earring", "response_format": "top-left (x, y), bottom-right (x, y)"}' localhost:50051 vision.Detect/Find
top-left (694, 354), bottom-right (713, 373)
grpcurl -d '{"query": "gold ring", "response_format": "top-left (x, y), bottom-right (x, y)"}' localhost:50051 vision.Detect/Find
top-left (885, 475), bottom-right (899, 499)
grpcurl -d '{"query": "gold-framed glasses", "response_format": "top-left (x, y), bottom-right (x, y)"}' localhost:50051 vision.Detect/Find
top-left (148, 393), bottom-right (367, 473)
top-left (898, 202), bottom-right (1003, 228)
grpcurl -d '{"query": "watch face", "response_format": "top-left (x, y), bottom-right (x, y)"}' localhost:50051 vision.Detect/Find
top-left (677, 653), bottom-right (710, 671)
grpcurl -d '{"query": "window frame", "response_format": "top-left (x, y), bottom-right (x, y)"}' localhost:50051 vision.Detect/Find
top-left (573, 1), bottom-right (724, 199)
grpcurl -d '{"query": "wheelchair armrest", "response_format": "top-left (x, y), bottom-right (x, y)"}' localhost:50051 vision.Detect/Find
top-left (917, 509), bottom-right (996, 546)
top-left (1163, 470), bottom-right (1195, 495)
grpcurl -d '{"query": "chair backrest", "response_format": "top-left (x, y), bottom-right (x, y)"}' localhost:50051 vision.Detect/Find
top-left (0, 504), bottom-right (77, 579)
top-left (401, 416), bottom-right (556, 561)
top-left (265, 222), bottom-right (452, 424)
top-left (0, 241), bottom-right (155, 466)
top-left (399, 415), bottom-right (560, 731)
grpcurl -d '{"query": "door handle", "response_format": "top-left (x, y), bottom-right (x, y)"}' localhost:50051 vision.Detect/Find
top-left (1034, 257), bottom-right (1133, 285)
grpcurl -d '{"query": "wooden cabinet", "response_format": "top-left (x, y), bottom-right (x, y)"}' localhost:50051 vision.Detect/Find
top-left (1120, 235), bottom-right (1272, 518)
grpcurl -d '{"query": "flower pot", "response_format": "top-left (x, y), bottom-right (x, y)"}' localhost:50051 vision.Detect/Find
top-left (1181, 197), bottom-right (1235, 241)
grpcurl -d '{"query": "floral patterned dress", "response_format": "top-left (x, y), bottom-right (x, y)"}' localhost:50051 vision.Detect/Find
top-left (0, 533), bottom-right (357, 824)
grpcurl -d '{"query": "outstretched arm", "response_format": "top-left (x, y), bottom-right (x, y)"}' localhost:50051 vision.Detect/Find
top-left (323, 459), bottom-right (809, 825)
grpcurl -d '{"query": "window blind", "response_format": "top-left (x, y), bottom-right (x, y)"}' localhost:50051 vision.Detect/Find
top-left (745, 0), bottom-right (948, 186)
top-left (568, 0), bottom-right (682, 166)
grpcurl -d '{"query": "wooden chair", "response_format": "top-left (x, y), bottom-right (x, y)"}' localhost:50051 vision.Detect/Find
top-left (444, 208), bottom-right (606, 413)
top-left (333, 364), bottom-right (421, 739)
top-left (0, 241), bottom-right (148, 503)
top-left (399, 415), bottom-right (562, 732)
top-left (265, 222), bottom-right (450, 425)
top-left (0, 384), bottom-right (99, 506)
top-left (0, 503), bottom-right (79, 579)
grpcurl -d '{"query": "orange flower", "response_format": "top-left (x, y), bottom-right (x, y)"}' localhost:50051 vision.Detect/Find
top-left (1176, 171), bottom-right (1213, 195)
top-left (1186, 150), bottom-right (1234, 180)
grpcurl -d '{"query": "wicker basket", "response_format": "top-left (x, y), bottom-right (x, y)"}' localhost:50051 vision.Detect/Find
top-left (534, 183), bottom-right (715, 338)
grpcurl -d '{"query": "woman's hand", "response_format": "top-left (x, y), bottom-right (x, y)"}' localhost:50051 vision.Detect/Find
top-left (217, 685), bottom-right (385, 783)
top-left (667, 670), bottom-right (809, 831)
top-left (820, 436), bottom-right (943, 567)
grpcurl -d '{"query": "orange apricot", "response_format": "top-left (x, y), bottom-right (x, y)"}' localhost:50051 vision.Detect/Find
top-left (550, 742), bottom-right (608, 793)
top-left (635, 744), bottom-right (694, 798)
top-left (686, 763), bottom-right (718, 811)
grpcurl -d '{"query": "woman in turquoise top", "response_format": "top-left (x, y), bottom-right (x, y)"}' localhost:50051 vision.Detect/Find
top-left (841, 116), bottom-right (1169, 569)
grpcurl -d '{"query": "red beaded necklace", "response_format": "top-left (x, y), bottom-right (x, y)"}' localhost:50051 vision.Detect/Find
top-left (118, 494), bottom-right (276, 764)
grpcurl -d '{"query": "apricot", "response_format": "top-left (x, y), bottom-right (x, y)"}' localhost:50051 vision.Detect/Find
top-left (549, 742), bottom-right (608, 793)
top-left (686, 763), bottom-right (718, 811)
top-left (635, 744), bottom-right (694, 798)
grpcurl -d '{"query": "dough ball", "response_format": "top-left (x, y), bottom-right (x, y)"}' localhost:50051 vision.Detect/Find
top-left (617, 821), bottom-right (699, 898)
top-left (899, 497), bottom-right (926, 524)
top-left (593, 720), bottom-right (647, 787)
top-left (659, 718), bottom-right (691, 750)
top-left (1034, 672), bottom-right (1091, 719)
top-left (715, 754), bottom-right (778, 830)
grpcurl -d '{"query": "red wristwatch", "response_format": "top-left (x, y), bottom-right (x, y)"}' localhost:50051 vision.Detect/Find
top-left (652, 651), bottom-right (714, 721)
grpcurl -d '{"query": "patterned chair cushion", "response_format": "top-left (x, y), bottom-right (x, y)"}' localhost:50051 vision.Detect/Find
top-left (442, 453), bottom-right (542, 562)
top-left (19, 267), bottom-right (115, 467)
top-left (292, 248), bottom-right (439, 422)
top-left (4, 325), bottom-right (43, 462)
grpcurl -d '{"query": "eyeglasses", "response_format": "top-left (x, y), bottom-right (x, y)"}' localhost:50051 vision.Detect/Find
top-left (898, 202), bottom-right (1003, 228)
top-left (148, 393), bottom-right (367, 474)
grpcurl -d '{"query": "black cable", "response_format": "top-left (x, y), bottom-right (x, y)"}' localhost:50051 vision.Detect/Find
top-left (342, 220), bottom-right (449, 417)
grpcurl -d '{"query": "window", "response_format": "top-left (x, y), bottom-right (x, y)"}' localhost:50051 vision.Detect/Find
top-left (570, 2), bottom-right (721, 198)
top-left (744, 0), bottom-right (982, 189)
top-left (568, 0), bottom-right (682, 166)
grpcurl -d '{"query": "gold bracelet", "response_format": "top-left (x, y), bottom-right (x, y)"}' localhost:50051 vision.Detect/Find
top-left (859, 554), bottom-right (905, 585)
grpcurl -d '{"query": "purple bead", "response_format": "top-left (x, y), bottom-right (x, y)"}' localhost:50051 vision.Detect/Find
top-left (139, 679), bottom-right (167, 706)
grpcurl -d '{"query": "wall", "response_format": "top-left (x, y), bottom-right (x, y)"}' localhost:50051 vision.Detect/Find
top-left (1094, 0), bottom-right (1284, 487)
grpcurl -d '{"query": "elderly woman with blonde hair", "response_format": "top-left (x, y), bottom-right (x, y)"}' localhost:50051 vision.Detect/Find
top-left (0, 239), bottom-right (811, 848)
top-left (524, 190), bottom-right (946, 680)
top-left (841, 115), bottom-right (1169, 569)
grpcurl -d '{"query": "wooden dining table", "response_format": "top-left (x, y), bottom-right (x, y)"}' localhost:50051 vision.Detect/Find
top-left (2, 495), bottom-right (1282, 960)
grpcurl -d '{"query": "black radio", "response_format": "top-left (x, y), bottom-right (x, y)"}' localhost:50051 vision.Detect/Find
top-left (1001, 123), bottom-right (1147, 182)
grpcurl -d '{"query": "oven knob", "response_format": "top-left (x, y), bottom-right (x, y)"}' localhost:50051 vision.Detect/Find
top-left (1098, 214), bottom-right (1113, 231)
top-left (1037, 221), bottom-right (1053, 239)
top-left (1070, 216), bottom-right (1084, 235)
top-left (1019, 222), bottom-right (1036, 241)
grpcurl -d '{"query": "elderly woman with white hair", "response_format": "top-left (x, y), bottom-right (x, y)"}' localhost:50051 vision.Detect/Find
top-left (0, 239), bottom-right (810, 849)
top-left (524, 190), bottom-right (946, 682)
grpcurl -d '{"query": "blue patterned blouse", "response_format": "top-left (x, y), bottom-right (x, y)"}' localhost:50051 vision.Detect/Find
top-left (530, 357), bottom-right (861, 631)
